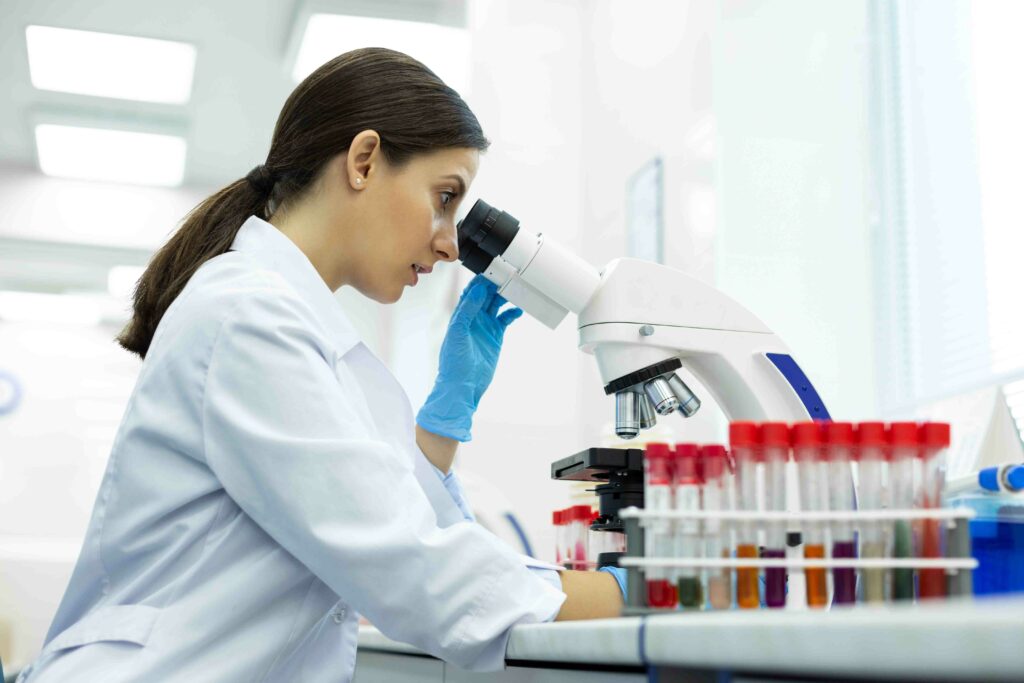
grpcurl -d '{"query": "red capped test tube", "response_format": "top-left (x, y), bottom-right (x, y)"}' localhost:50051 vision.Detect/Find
top-left (889, 423), bottom-right (918, 600)
top-left (918, 422), bottom-right (951, 600)
top-left (761, 423), bottom-right (790, 608)
top-left (701, 445), bottom-right (732, 609)
top-left (824, 422), bottom-right (857, 605)
top-left (857, 422), bottom-right (889, 603)
top-left (674, 444), bottom-right (703, 609)
top-left (729, 422), bottom-right (761, 609)
top-left (644, 443), bottom-right (677, 607)
top-left (570, 505), bottom-right (593, 570)
top-left (553, 510), bottom-right (564, 568)
top-left (792, 422), bottom-right (828, 608)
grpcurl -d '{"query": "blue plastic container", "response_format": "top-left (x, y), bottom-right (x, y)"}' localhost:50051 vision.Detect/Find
top-left (948, 493), bottom-right (1024, 595)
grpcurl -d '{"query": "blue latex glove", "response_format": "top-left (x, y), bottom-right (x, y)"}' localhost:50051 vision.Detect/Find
top-left (598, 565), bottom-right (628, 600)
top-left (416, 275), bottom-right (524, 442)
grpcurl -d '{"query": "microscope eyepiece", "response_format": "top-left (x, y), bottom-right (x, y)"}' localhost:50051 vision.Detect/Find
top-left (456, 199), bottom-right (521, 274)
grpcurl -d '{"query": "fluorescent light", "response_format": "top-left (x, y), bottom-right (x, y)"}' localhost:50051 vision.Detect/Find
top-left (0, 291), bottom-right (103, 326)
top-left (35, 124), bottom-right (186, 187)
top-left (25, 25), bottom-right (196, 104)
top-left (292, 14), bottom-right (470, 95)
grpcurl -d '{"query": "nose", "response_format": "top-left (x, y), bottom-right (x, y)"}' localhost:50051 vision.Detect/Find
top-left (433, 222), bottom-right (459, 263)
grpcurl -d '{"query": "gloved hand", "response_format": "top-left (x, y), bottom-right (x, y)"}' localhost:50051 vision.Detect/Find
top-left (416, 275), bottom-right (524, 442)
top-left (597, 565), bottom-right (628, 600)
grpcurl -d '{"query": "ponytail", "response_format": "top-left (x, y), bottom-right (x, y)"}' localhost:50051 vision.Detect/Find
top-left (115, 172), bottom-right (271, 358)
top-left (116, 47), bottom-right (489, 360)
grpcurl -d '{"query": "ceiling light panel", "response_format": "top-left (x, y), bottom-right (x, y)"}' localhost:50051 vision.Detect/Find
top-left (292, 13), bottom-right (470, 95)
top-left (35, 124), bottom-right (187, 187)
top-left (25, 25), bottom-right (197, 104)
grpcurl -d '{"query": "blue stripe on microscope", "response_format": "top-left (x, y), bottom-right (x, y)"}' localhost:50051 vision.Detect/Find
top-left (765, 353), bottom-right (831, 420)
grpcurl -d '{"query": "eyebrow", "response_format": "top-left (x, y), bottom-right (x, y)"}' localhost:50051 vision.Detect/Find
top-left (441, 174), bottom-right (467, 195)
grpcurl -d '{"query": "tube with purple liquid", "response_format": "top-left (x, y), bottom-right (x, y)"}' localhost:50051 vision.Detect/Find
top-left (760, 422), bottom-right (790, 608)
top-left (825, 422), bottom-right (857, 605)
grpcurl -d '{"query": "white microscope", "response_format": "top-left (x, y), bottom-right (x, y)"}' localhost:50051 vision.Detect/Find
top-left (456, 199), bottom-right (831, 432)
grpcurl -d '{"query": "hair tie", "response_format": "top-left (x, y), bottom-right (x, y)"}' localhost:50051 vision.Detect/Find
top-left (245, 164), bottom-right (274, 195)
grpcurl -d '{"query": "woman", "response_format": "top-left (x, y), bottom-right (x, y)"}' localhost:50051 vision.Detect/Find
top-left (17, 48), bottom-right (621, 682)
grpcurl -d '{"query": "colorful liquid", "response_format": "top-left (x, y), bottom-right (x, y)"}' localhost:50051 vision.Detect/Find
top-left (736, 544), bottom-right (760, 609)
top-left (677, 576), bottom-right (704, 609)
top-left (862, 541), bottom-right (887, 602)
top-left (646, 579), bottom-right (678, 608)
top-left (893, 520), bottom-right (915, 601)
top-left (919, 519), bottom-right (946, 599)
top-left (762, 548), bottom-right (786, 608)
top-left (708, 550), bottom-right (732, 609)
top-left (832, 541), bottom-right (857, 604)
top-left (804, 544), bottom-right (828, 608)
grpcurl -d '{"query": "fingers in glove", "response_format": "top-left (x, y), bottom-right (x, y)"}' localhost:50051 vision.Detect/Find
top-left (497, 306), bottom-right (524, 327)
top-left (485, 287), bottom-right (508, 316)
top-left (453, 278), bottom-right (491, 329)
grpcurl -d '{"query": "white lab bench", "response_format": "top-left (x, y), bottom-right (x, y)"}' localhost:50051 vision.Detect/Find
top-left (354, 595), bottom-right (1024, 682)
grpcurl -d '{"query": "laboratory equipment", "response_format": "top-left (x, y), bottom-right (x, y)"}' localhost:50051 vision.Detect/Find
top-left (825, 422), bottom-right (857, 605)
top-left (550, 447), bottom-right (642, 569)
top-left (918, 422), bottom-right (951, 599)
top-left (456, 199), bottom-right (831, 442)
top-left (729, 422), bottom-right (761, 609)
top-left (553, 510), bottom-right (564, 567)
top-left (792, 421), bottom-right (828, 608)
top-left (644, 443), bottom-right (677, 607)
top-left (761, 422), bottom-right (789, 608)
top-left (857, 422), bottom-right (888, 603)
top-left (701, 444), bottom-right (733, 609)
top-left (673, 444), bottom-right (703, 609)
top-left (889, 422), bottom-right (917, 601)
top-left (946, 492), bottom-right (1024, 595)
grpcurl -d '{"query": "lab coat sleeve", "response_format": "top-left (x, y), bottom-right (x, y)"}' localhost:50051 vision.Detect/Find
top-left (201, 291), bottom-right (565, 671)
top-left (431, 464), bottom-right (476, 522)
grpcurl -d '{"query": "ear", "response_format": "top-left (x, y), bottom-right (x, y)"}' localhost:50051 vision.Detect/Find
top-left (346, 130), bottom-right (382, 190)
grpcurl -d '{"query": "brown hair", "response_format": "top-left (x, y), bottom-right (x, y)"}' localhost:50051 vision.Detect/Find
top-left (117, 47), bottom-right (489, 359)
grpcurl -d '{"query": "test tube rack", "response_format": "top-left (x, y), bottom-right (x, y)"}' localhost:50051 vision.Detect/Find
top-left (615, 505), bottom-right (977, 614)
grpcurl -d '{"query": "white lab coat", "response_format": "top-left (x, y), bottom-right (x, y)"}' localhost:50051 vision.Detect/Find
top-left (18, 216), bottom-right (565, 682)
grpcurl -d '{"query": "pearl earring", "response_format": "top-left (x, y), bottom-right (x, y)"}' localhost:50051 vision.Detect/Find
top-left (355, 177), bottom-right (362, 184)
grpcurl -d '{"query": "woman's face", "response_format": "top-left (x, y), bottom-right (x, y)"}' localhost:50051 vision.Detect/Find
top-left (341, 140), bottom-right (479, 303)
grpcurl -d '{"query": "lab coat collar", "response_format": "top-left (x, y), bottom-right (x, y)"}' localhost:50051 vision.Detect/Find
top-left (230, 215), bottom-right (362, 354)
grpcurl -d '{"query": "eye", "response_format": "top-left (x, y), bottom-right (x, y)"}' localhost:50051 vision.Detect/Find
top-left (440, 191), bottom-right (457, 211)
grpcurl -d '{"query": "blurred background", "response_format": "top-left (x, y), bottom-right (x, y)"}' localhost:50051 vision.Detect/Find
top-left (1, 0), bottom-right (1021, 669)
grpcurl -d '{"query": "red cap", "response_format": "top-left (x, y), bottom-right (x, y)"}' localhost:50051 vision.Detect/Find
top-left (823, 421), bottom-right (855, 448)
top-left (553, 510), bottom-right (560, 525)
top-left (791, 421), bottom-right (822, 448)
top-left (889, 422), bottom-right (918, 448)
top-left (856, 421), bottom-right (887, 455)
top-left (919, 422), bottom-right (951, 449)
top-left (761, 422), bottom-right (790, 448)
top-left (701, 444), bottom-right (727, 479)
top-left (645, 442), bottom-right (673, 459)
top-left (729, 421), bottom-right (760, 448)
top-left (674, 443), bottom-right (700, 482)
top-left (572, 505), bottom-right (593, 521)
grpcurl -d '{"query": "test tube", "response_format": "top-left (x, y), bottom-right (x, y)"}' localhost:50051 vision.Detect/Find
top-left (792, 422), bottom-right (828, 608)
top-left (701, 445), bottom-right (732, 609)
top-left (761, 423), bottom-right (789, 608)
top-left (553, 510), bottom-right (564, 568)
top-left (824, 422), bottom-right (857, 605)
top-left (644, 443), bottom-right (677, 608)
top-left (857, 422), bottom-right (888, 603)
top-left (918, 422), bottom-right (951, 600)
top-left (729, 422), bottom-right (761, 609)
top-left (572, 505), bottom-right (593, 570)
top-left (889, 422), bottom-right (917, 601)
top-left (674, 444), bottom-right (704, 609)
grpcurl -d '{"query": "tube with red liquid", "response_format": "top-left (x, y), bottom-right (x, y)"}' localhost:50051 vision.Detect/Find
top-left (857, 422), bottom-right (888, 603)
top-left (674, 444), bottom-right (703, 609)
top-left (918, 422), bottom-right (951, 600)
top-left (792, 422), bottom-right (829, 608)
top-left (571, 505), bottom-right (593, 570)
top-left (761, 423), bottom-right (790, 608)
top-left (553, 510), bottom-right (564, 568)
top-left (824, 422), bottom-right (857, 605)
top-left (644, 443), bottom-right (677, 608)
top-left (729, 422), bottom-right (761, 609)
top-left (701, 445), bottom-right (732, 609)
